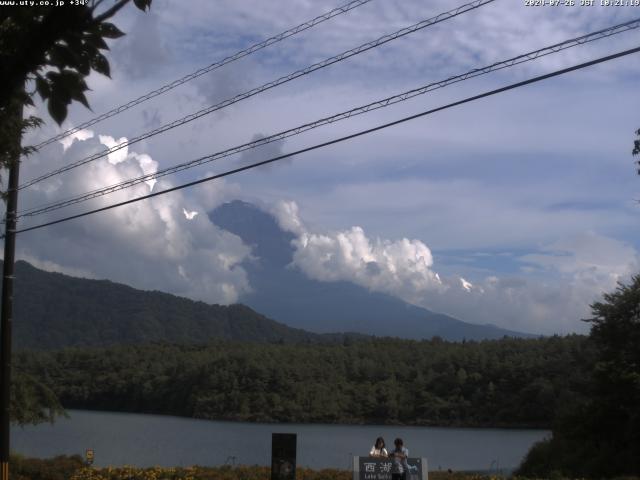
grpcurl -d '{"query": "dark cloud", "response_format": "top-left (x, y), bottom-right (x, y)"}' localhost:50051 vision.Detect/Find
top-left (236, 133), bottom-right (287, 170)
top-left (192, 61), bottom-right (254, 107)
top-left (113, 11), bottom-right (172, 79)
top-left (365, 261), bottom-right (381, 276)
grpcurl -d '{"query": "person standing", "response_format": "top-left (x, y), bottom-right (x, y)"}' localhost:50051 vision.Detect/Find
top-left (389, 437), bottom-right (409, 480)
top-left (369, 437), bottom-right (388, 457)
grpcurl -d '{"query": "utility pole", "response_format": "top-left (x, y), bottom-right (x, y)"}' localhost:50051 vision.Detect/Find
top-left (0, 99), bottom-right (23, 480)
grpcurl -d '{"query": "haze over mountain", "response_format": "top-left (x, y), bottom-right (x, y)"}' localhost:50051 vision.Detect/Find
top-left (4, 202), bottom-right (533, 349)
top-left (210, 201), bottom-right (534, 341)
top-left (8, 260), bottom-right (358, 350)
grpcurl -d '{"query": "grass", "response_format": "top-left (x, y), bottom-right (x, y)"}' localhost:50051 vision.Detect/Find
top-left (9, 455), bottom-right (506, 480)
top-left (11, 453), bottom-right (638, 480)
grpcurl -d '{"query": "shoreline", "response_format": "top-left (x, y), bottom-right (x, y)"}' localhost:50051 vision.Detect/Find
top-left (13, 409), bottom-right (547, 471)
top-left (57, 408), bottom-right (553, 431)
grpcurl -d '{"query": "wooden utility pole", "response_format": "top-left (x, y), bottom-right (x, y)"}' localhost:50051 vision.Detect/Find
top-left (0, 99), bottom-right (23, 480)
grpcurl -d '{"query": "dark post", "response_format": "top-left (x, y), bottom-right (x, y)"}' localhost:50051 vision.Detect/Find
top-left (0, 99), bottom-right (22, 480)
top-left (271, 433), bottom-right (296, 480)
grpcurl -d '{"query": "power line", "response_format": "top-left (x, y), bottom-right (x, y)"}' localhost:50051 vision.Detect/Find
top-left (9, 45), bottom-right (640, 238)
top-left (20, 0), bottom-right (495, 190)
top-left (17, 17), bottom-right (640, 219)
top-left (33, 0), bottom-right (375, 150)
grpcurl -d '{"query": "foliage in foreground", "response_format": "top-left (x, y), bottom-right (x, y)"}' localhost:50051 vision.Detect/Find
top-left (8, 455), bottom-right (513, 480)
top-left (1, 0), bottom-right (152, 425)
top-left (11, 454), bottom-right (85, 480)
top-left (517, 275), bottom-right (640, 478)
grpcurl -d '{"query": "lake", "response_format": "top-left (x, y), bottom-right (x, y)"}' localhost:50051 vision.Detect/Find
top-left (12, 410), bottom-right (548, 472)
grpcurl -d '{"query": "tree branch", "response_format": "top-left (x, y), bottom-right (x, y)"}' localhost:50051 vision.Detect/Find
top-left (90, 0), bottom-right (107, 13)
top-left (93, 0), bottom-right (131, 24)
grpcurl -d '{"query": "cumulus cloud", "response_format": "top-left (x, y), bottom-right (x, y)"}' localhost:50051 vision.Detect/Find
top-left (271, 200), bottom-right (305, 236)
top-left (15, 127), bottom-right (251, 305)
top-left (294, 226), bottom-right (444, 301)
top-left (98, 135), bottom-right (129, 165)
top-left (10, 1), bottom-right (637, 337)
top-left (273, 200), bottom-right (444, 302)
top-left (61, 130), bottom-right (94, 151)
top-left (274, 201), bottom-right (640, 335)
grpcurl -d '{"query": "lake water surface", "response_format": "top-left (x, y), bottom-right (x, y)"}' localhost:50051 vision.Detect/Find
top-left (12, 410), bottom-right (548, 471)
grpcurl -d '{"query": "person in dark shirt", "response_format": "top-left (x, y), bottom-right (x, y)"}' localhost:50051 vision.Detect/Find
top-left (389, 437), bottom-right (409, 480)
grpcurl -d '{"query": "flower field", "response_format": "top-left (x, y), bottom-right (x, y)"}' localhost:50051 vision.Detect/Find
top-left (10, 454), bottom-right (508, 480)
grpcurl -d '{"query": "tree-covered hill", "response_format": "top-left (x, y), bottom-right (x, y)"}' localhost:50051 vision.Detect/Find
top-left (7, 260), bottom-right (356, 349)
top-left (17, 334), bottom-right (593, 428)
top-left (517, 275), bottom-right (640, 477)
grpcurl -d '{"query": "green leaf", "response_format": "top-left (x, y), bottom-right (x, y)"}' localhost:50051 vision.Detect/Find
top-left (36, 75), bottom-right (51, 100)
top-left (75, 51), bottom-right (91, 76)
top-left (98, 22), bottom-right (125, 39)
top-left (48, 45), bottom-right (79, 69)
top-left (91, 52), bottom-right (110, 78)
top-left (59, 69), bottom-right (86, 87)
top-left (133, 0), bottom-right (152, 11)
top-left (47, 98), bottom-right (67, 125)
top-left (85, 33), bottom-right (109, 50)
top-left (71, 89), bottom-right (91, 110)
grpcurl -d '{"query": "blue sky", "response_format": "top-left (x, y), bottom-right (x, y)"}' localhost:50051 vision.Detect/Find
top-left (14, 0), bottom-right (640, 335)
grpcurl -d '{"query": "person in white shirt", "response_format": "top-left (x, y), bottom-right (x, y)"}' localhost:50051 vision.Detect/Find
top-left (369, 437), bottom-right (388, 457)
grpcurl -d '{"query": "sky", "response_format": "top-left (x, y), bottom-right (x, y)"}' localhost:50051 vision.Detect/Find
top-left (11, 0), bottom-right (640, 335)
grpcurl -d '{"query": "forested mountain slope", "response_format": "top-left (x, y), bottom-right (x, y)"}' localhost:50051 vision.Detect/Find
top-left (7, 260), bottom-right (351, 349)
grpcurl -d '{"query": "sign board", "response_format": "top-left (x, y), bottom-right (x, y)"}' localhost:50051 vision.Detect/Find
top-left (353, 456), bottom-right (428, 480)
top-left (85, 449), bottom-right (94, 465)
top-left (271, 433), bottom-right (296, 480)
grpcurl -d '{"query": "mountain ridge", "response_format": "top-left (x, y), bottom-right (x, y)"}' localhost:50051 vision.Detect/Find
top-left (6, 260), bottom-right (361, 350)
top-left (210, 200), bottom-right (534, 341)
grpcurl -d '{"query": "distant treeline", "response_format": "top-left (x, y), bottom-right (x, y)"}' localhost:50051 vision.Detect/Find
top-left (16, 335), bottom-right (593, 428)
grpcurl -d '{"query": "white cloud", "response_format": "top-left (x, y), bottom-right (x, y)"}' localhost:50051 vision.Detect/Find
top-left (460, 277), bottom-right (473, 292)
top-left (16, 128), bottom-right (252, 305)
top-left (135, 153), bottom-right (158, 191)
top-left (11, 1), bottom-right (639, 337)
top-left (98, 135), bottom-right (129, 165)
top-left (271, 200), bottom-right (305, 236)
top-left (182, 208), bottom-right (198, 220)
top-left (276, 201), bottom-right (640, 334)
top-left (60, 129), bottom-right (94, 152)
top-left (294, 226), bottom-right (444, 301)
top-left (279, 200), bottom-right (444, 300)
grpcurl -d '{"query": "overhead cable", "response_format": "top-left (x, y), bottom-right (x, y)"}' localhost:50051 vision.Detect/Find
top-left (9, 44), bottom-right (640, 238)
top-left (33, 0), bottom-right (375, 150)
top-left (17, 17), bottom-right (640, 219)
top-left (20, 0), bottom-right (496, 190)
